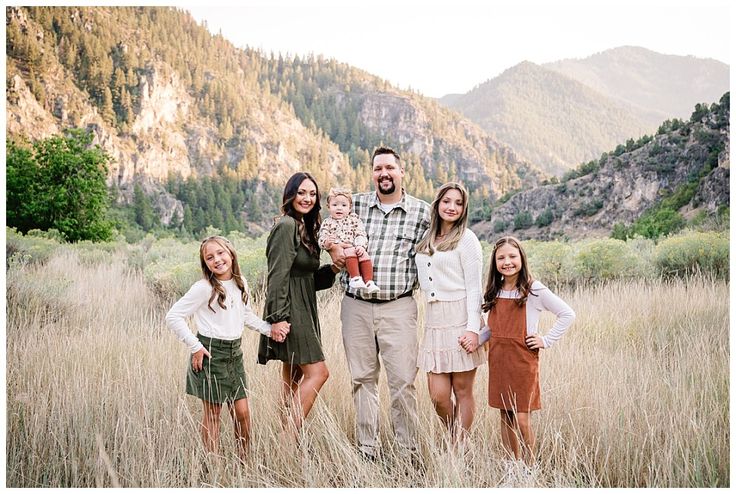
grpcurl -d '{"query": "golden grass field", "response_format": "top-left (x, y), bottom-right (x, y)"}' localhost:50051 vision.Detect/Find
top-left (5, 248), bottom-right (729, 487)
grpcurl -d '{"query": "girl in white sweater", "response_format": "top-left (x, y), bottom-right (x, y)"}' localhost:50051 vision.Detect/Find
top-left (415, 182), bottom-right (485, 446)
top-left (166, 236), bottom-right (290, 462)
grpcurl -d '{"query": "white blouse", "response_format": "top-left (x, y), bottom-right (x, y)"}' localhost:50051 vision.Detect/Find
top-left (487, 280), bottom-right (576, 348)
top-left (166, 276), bottom-right (272, 353)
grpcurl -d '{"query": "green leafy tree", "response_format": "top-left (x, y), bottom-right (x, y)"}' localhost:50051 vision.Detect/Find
top-left (7, 129), bottom-right (113, 241)
top-left (632, 208), bottom-right (685, 239)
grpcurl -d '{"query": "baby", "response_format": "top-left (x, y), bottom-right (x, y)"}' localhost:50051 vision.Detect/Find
top-left (319, 187), bottom-right (380, 294)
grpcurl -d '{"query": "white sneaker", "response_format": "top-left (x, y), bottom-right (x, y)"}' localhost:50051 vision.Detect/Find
top-left (363, 280), bottom-right (380, 294)
top-left (349, 276), bottom-right (367, 289)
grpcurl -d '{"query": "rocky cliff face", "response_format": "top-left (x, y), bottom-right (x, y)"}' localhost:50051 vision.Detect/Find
top-left (352, 88), bottom-right (538, 196)
top-left (6, 7), bottom-right (351, 226)
top-left (474, 97), bottom-right (730, 240)
top-left (7, 6), bottom-right (538, 231)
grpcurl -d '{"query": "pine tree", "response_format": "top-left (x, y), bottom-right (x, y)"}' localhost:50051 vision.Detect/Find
top-left (133, 183), bottom-right (155, 230)
top-left (182, 204), bottom-right (194, 233)
top-left (101, 86), bottom-right (116, 125)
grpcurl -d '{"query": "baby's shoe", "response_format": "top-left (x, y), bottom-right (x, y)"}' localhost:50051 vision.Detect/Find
top-left (363, 280), bottom-right (380, 294)
top-left (349, 276), bottom-right (367, 289)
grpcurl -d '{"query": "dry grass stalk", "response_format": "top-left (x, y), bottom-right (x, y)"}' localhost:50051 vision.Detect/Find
top-left (5, 251), bottom-right (729, 487)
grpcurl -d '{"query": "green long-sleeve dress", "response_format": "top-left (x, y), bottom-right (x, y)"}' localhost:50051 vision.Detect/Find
top-left (257, 215), bottom-right (336, 365)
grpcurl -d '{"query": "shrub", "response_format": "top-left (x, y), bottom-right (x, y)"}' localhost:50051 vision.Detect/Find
top-left (717, 206), bottom-right (729, 227)
top-left (497, 189), bottom-right (519, 205)
top-left (6, 227), bottom-right (62, 267)
top-left (139, 238), bottom-right (201, 299)
top-left (655, 231), bottom-right (729, 278)
top-left (143, 257), bottom-right (201, 301)
top-left (562, 159), bottom-right (601, 182)
top-left (513, 211), bottom-right (533, 230)
top-left (623, 236), bottom-right (657, 278)
top-left (525, 240), bottom-right (575, 286)
top-left (26, 228), bottom-right (66, 242)
top-left (484, 236), bottom-right (658, 286)
top-left (535, 208), bottom-right (554, 228)
top-left (228, 231), bottom-right (269, 285)
top-left (572, 238), bottom-right (648, 281)
top-left (574, 199), bottom-right (604, 217)
top-left (135, 232), bottom-right (270, 300)
top-left (493, 220), bottom-right (508, 233)
top-left (70, 239), bottom-right (126, 267)
top-left (610, 223), bottom-right (630, 241)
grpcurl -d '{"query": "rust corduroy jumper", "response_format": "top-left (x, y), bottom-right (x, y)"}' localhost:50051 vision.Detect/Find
top-left (487, 298), bottom-right (541, 412)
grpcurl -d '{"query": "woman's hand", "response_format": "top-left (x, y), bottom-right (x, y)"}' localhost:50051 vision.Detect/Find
top-left (457, 331), bottom-right (479, 354)
top-left (525, 335), bottom-right (545, 350)
top-left (331, 253), bottom-right (346, 272)
top-left (271, 321), bottom-right (291, 342)
top-left (327, 244), bottom-right (346, 269)
top-left (191, 347), bottom-right (211, 372)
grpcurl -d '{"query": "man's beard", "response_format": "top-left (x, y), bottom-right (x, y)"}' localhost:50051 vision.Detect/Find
top-left (377, 177), bottom-right (396, 195)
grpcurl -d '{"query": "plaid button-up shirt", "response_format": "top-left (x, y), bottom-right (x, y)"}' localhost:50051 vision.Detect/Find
top-left (342, 190), bottom-right (431, 301)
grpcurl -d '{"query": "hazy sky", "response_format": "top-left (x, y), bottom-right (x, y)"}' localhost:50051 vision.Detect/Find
top-left (182, 0), bottom-right (732, 97)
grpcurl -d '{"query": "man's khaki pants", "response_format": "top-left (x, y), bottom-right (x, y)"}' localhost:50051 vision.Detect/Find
top-left (340, 295), bottom-right (418, 456)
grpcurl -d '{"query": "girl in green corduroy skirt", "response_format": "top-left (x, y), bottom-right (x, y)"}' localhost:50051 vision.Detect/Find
top-left (166, 236), bottom-right (290, 462)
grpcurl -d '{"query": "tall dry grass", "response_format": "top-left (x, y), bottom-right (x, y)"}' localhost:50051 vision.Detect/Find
top-left (5, 249), bottom-right (729, 487)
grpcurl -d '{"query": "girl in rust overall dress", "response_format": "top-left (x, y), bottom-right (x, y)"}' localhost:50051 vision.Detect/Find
top-left (479, 236), bottom-right (576, 467)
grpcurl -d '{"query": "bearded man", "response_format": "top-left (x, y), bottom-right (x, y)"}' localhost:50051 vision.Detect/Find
top-left (339, 146), bottom-right (431, 461)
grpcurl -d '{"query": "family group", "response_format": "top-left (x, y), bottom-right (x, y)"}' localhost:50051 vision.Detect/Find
top-left (166, 146), bottom-right (575, 470)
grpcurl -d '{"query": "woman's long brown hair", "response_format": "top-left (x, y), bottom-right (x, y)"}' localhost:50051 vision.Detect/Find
top-left (482, 236), bottom-right (535, 311)
top-left (279, 172), bottom-right (322, 255)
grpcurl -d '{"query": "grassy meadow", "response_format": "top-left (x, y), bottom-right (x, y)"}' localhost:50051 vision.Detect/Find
top-left (5, 230), bottom-right (729, 487)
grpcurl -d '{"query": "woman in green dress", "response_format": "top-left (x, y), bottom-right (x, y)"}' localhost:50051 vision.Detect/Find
top-left (257, 172), bottom-right (342, 434)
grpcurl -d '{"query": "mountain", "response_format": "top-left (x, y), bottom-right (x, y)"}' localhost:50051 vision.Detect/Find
top-left (6, 6), bottom-right (351, 234)
top-left (544, 46), bottom-right (729, 123)
top-left (440, 61), bottom-right (654, 176)
top-left (5, 6), bottom-right (540, 237)
top-left (472, 94), bottom-right (730, 241)
top-left (440, 47), bottom-right (729, 176)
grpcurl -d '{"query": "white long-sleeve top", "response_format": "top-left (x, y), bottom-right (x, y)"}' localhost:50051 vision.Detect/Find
top-left (486, 280), bottom-right (576, 349)
top-left (165, 276), bottom-right (272, 353)
top-left (415, 229), bottom-right (483, 334)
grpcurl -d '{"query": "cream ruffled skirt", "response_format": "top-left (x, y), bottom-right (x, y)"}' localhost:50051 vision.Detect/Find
top-left (418, 298), bottom-right (486, 373)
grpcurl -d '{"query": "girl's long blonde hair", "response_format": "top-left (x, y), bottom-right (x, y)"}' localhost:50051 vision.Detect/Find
top-left (199, 236), bottom-right (248, 313)
top-left (416, 182), bottom-right (470, 255)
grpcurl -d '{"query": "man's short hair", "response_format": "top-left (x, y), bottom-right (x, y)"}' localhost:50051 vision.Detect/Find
top-left (371, 146), bottom-right (401, 164)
